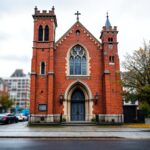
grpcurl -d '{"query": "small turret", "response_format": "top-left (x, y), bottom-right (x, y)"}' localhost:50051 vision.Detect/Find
top-left (105, 12), bottom-right (111, 29)
top-left (33, 6), bottom-right (57, 27)
top-left (100, 13), bottom-right (118, 44)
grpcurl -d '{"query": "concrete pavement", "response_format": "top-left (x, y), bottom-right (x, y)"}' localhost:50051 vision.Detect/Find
top-left (0, 122), bottom-right (150, 139)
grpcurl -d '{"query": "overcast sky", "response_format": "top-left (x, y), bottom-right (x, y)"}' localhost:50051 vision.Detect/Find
top-left (0, 0), bottom-right (150, 77)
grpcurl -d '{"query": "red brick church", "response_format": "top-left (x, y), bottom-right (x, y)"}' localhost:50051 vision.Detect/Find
top-left (30, 6), bottom-right (123, 124)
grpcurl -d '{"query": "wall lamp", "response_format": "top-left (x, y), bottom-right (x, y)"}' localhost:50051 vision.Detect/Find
top-left (94, 92), bottom-right (99, 105)
top-left (59, 93), bottom-right (64, 104)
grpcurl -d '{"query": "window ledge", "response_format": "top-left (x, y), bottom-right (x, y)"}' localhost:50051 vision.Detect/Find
top-left (38, 74), bottom-right (46, 76)
top-left (36, 41), bottom-right (49, 43)
top-left (66, 75), bottom-right (90, 80)
top-left (109, 63), bottom-right (115, 65)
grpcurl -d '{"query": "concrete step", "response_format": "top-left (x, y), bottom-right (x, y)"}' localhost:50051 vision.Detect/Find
top-left (61, 121), bottom-right (96, 126)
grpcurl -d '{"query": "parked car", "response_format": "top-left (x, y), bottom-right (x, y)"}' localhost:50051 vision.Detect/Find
top-left (15, 113), bottom-right (28, 121)
top-left (0, 113), bottom-right (18, 124)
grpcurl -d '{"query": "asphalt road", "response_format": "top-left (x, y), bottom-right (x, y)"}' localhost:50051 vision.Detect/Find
top-left (0, 138), bottom-right (150, 150)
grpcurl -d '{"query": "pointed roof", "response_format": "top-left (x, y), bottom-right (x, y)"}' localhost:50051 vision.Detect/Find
top-left (11, 69), bottom-right (26, 77)
top-left (105, 12), bottom-right (111, 29)
top-left (56, 21), bottom-right (101, 48)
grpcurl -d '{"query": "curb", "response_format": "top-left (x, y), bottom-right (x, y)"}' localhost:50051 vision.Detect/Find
top-left (0, 136), bottom-right (124, 139)
top-left (0, 136), bottom-right (150, 140)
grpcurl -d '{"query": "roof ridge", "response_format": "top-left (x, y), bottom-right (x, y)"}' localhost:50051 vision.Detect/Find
top-left (56, 21), bottom-right (101, 48)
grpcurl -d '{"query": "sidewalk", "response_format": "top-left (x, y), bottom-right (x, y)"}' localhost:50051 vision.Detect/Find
top-left (0, 122), bottom-right (150, 139)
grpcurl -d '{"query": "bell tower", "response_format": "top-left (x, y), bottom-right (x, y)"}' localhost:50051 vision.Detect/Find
top-left (100, 13), bottom-right (123, 123)
top-left (30, 6), bottom-right (57, 123)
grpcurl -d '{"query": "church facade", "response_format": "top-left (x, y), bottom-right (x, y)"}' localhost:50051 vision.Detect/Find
top-left (30, 6), bottom-right (123, 124)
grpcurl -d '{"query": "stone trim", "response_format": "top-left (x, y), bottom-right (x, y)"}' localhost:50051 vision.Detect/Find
top-left (104, 70), bottom-right (110, 74)
top-left (104, 51), bottom-right (108, 55)
top-left (56, 21), bottom-right (101, 48)
top-left (65, 43), bottom-right (91, 77)
top-left (97, 114), bottom-right (124, 123)
top-left (66, 75), bottom-right (90, 80)
top-left (102, 42), bottom-right (118, 44)
top-left (30, 72), bottom-right (37, 75)
top-left (109, 62), bottom-right (115, 65)
top-left (63, 80), bottom-right (94, 122)
top-left (48, 71), bottom-right (55, 75)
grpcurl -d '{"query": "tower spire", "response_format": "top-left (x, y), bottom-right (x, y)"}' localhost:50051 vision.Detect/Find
top-left (105, 12), bottom-right (111, 29)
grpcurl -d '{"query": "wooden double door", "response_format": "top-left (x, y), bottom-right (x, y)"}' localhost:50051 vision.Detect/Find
top-left (71, 89), bottom-right (85, 121)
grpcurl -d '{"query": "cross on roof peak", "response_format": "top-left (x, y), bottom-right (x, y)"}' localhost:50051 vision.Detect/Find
top-left (75, 11), bottom-right (81, 21)
top-left (106, 11), bottom-right (109, 18)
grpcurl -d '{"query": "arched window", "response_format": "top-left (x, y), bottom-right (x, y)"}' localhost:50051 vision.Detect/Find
top-left (44, 25), bottom-right (49, 41)
top-left (108, 37), bottom-right (113, 49)
top-left (109, 56), bottom-right (115, 63)
top-left (69, 45), bottom-right (87, 75)
top-left (108, 37), bottom-right (113, 43)
top-left (40, 62), bottom-right (46, 75)
top-left (76, 30), bottom-right (80, 36)
top-left (38, 25), bottom-right (43, 41)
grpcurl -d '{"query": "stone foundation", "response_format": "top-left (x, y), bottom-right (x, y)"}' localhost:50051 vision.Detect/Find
top-left (29, 114), bottom-right (124, 124)
top-left (29, 114), bottom-right (62, 124)
top-left (96, 114), bottom-right (124, 124)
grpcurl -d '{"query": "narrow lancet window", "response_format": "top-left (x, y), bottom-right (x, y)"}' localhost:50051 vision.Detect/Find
top-left (44, 25), bottom-right (49, 41)
top-left (41, 62), bottom-right (46, 75)
top-left (38, 25), bottom-right (43, 41)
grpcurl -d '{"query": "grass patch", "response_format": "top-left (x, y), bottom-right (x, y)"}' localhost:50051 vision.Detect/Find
top-left (97, 124), bottom-right (123, 128)
top-left (97, 123), bottom-right (150, 128)
top-left (123, 123), bottom-right (150, 128)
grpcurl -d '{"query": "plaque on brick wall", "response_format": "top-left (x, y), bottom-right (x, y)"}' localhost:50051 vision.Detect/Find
top-left (38, 104), bottom-right (47, 111)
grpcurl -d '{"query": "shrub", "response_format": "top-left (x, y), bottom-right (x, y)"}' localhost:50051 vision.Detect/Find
top-left (139, 101), bottom-right (150, 118)
top-left (91, 117), bottom-right (96, 123)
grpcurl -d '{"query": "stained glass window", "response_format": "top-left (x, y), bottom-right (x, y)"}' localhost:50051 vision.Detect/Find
top-left (69, 45), bottom-right (87, 75)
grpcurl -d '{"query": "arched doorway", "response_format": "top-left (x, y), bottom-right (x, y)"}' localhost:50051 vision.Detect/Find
top-left (71, 89), bottom-right (85, 121)
top-left (64, 80), bottom-right (94, 122)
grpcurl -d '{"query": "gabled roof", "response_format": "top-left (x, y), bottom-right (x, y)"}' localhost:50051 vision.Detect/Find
top-left (56, 21), bottom-right (101, 48)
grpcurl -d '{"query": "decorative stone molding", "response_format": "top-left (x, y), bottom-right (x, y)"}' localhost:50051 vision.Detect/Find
top-left (63, 80), bottom-right (94, 122)
top-left (104, 70), bottom-right (110, 74)
top-left (30, 72), bottom-right (37, 75)
top-left (48, 71), bottom-right (55, 75)
top-left (56, 22), bottom-right (101, 48)
top-left (66, 75), bottom-right (90, 80)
